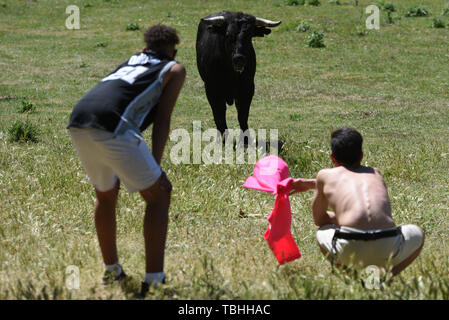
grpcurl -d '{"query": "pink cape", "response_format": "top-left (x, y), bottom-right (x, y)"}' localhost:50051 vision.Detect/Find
top-left (243, 155), bottom-right (301, 265)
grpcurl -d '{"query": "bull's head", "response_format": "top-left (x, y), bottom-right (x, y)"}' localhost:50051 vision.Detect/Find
top-left (201, 12), bottom-right (281, 73)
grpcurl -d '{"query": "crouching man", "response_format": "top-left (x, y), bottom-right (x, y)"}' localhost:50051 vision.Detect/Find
top-left (291, 128), bottom-right (424, 276)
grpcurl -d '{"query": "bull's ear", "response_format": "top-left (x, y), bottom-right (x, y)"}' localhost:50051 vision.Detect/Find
top-left (254, 27), bottom-right (271, 37)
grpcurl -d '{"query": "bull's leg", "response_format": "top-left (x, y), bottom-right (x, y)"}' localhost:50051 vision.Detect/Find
top-left (235, 82), bottom-right (255, 147)
top-left (205, 84), bottom-right (228, 138)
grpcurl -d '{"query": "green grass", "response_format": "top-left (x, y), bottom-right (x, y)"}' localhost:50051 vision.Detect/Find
top-left (0, 0), bottom-right (448, 299)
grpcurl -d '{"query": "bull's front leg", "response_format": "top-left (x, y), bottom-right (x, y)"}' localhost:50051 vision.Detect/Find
top-left (235, 82), bottom-right (255, 147)
top-left (205, 84), bottom-right (228, 140)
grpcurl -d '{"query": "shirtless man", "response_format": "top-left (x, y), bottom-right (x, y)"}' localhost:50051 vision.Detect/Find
top-left (291, 128), bottom-right (424, 275)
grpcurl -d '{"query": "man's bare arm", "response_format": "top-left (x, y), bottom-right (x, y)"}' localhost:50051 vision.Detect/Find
top-left (152, 63), bottom-right (186, 165)
top-left (312, 171), bottom-right (337, 227)
top-left (290, 178), bottom-right (316, 194)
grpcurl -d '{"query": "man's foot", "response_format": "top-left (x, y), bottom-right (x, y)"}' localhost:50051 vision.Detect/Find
top-left (102, 269), bottom-right (127, 285)
top-left (140, 276), bottom-right (166, 298)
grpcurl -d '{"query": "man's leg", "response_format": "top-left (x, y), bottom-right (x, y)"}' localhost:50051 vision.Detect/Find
top-left (94, 179), bottom-right (120, 265)
top-left (392, 226), bottom-right (425, 276)
top-left (316, 225), bottom-right (355, 275)
top-left (139, 172), bottom-right (172, 274)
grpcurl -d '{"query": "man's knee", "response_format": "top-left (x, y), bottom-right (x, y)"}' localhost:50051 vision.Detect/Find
top-left (404, 224), bottom-right (425, 251)
top-left (417, 226), bottom-right (425, 247)
top-left (140, 172), bottom-right (172, 205)
top-left (95, 180), bottom-right (120, 205)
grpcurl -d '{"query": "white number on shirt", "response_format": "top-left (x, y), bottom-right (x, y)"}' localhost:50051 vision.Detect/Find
top-left (101, 66), bottom-right (149, 84)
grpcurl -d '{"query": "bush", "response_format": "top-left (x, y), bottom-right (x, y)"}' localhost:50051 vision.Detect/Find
top-left (328, 0), bottom-right (340, 5)
top-left (405, 5), bottom-right (429, 17)
top-left (296, 21), bottom-right (311, 32)
top-left (383, 2), bottom-right (396, 13)
top-left (306, 30), bottom-right (325, 48)
top-left (125, 22), bottom-right (140, 31)
top-left (8, 120), bottom-right (39, 143)
top-left (286, 0), bottom-right (305, 5)
top-left (17, 100), bottom-right (35, 113)
top-left (442, 7), bottom-right (449, 16)
top-left (376, 0), bottom-right (395, 12)
top-left (431, 17), bottom-right (446, 28)
top-left (355, 25), bottom-right (367, 36)
top-left (306, 0), bottom-right (320, 6)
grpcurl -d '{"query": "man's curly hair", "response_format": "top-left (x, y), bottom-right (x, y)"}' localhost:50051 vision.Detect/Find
top-left (144, 24), bottom-right (180, 53)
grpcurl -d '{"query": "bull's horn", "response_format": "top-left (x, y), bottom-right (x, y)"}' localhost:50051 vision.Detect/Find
top-left (201, 16), bottom-right (225, 25)
top-left (255, 17), bottom-right (281, 27)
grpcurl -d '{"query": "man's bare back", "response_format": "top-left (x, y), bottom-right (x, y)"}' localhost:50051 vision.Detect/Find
top-left (290, 128), bottom-right (424, 274)
top-left (317, 166), bottom-right (395, 229)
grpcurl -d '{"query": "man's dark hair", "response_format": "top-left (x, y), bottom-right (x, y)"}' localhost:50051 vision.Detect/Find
top-left (330, 128), bottom-right (363, 168)
top-left (144, 24), bottom-right (179, 53)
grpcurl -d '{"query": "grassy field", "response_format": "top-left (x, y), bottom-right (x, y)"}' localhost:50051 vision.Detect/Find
top-left (0, 0), bottom-right (448, 299)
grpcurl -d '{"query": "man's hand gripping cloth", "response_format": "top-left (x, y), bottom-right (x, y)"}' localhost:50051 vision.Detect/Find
top-left (243, 155), bottom-right (301, 264)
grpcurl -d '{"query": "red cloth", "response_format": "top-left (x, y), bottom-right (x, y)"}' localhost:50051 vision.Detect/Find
top-left (243, 155), bottom-right (301, 264)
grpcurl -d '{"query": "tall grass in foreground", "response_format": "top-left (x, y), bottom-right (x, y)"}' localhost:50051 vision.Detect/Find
top-left (0, 0), bottom-right (448, 299)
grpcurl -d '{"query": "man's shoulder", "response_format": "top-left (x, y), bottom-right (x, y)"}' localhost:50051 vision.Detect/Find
top-left (168, 62), bottom-right (186, 75)
top-left (317, 167), bottom-right (341, 177)
top-left (316, 167), bottom-right (339, 181)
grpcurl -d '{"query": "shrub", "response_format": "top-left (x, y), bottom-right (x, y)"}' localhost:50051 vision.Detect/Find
top-left (286, 0), bottom-right (305, 5)
top-left (125, 22), bottom-right (140, 31)
top-left (431, 17), bottom-right (446, 28)
top-left (355, 25), bottom-right (367, 36)
top-left (306, 30), bottom-right (325, 48)
top-left (8, 120), bottom-right (39, 143)
top-left (18, 100), bottom-right (35, 113)
top-left (375, 1), bottom-right (397, 24)
top-left (296, 21), bottom-right (311, 32)
top-left (376, 0), bottom-right (395, 12)
top-left (383, 2), bottom-right (396, 13)
top-left (0, 1), bottom-right (6, 8)
top-left (306, 0), bottom-right (320, 6)
top-left (405, 5), bottom-right (429, 17)
top-left (442, 7), bottom-right (449, 16)
top-left (328, 0), bottom-right (341, 5)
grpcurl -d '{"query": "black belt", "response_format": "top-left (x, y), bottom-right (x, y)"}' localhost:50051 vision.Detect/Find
top-left (334, 227), bottom-right (401, 241)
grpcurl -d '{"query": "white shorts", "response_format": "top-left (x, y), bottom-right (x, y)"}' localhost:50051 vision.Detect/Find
top-left (316, 224), bottom-right (424, 268)
top-left (68, 127), bottom-right (162, 193)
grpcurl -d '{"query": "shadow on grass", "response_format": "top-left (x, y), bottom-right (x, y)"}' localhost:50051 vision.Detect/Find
top-left (116, 275), bottom-right (180, 300)
top-left (3, 280), bottom-right (66, 300)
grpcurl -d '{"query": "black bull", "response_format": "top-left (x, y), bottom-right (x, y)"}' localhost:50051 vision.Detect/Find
top-left (196, 11), bottom-right (281, 143)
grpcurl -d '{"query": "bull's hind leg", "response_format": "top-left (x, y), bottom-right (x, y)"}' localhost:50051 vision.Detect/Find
top-left (236, 82), bottom-right (255, 147)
